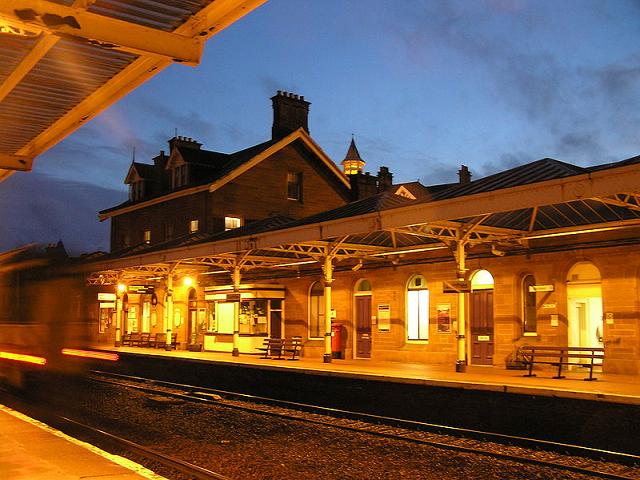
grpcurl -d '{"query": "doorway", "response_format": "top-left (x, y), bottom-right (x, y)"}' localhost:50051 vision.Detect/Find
top-left (354, 279), bottom-right (372, 358)
top-left (566, 262), bottom-right (603, 350)
top-left (470, 270), bottom-right (494, 365)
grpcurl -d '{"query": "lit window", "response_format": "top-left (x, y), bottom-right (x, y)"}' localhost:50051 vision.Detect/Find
top-left (407, 275), bottom-right (429, 340)
top-left (189, 219), bottom-right (199, 234)
top-left (309, 282), bottom-right (325, 339)
top-left (287, 172), bottom-right (302, 201)
top-left (225, 216), bottom-right (242, 231)
top-left (522, 275), bottom-right (537, 334)
top-left (143, 230), bottom-right (151, 244)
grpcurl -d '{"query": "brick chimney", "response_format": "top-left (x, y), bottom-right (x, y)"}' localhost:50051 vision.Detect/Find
top-left (168, 136), bottom-right (202, 151)
top-left (458, 165), bottom-right (471, 184)
top-left (271, 91), bottom-right (310, 139)
top-left (377, 166), bottom-right (393, 192)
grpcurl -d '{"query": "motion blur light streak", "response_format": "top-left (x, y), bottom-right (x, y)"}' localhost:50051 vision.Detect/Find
top-left (61, 348), bottom-right (119, 362)
top-left (0, 351), bottom-right (47, 365)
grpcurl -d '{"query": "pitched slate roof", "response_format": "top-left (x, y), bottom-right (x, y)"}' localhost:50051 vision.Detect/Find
top-left (433, 158), bottom-right (587, 200)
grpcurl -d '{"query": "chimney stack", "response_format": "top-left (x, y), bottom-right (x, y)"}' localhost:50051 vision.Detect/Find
top-left (377, 166), bottom-right (393, 192)
top-left (271, 90), bottom-right (310, 139)
top-left (458, 165), bottom-right (471, 184)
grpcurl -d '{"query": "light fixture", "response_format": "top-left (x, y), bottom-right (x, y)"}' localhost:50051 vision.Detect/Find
top-left (183, 276), bottom-right (194, 287)
top-left (352, 260), bottom-right (363, 271)
top-left (117, 283), bottom-right (127, 293)
top-left (372, 246), bottom-right (447, 257)
top-left (491, 245), bottom-right (506, 257)
top-left (273, 260), bottom-right (317, 267)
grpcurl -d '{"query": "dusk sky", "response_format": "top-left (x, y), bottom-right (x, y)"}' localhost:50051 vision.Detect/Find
top-left (1, 0), bottom-right (639, 254)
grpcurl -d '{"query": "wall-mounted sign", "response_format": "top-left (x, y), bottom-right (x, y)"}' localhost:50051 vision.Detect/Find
top-left (437, 303), bottom-right (451, 333)
top-left (478, 335), bottom-right (490, 341)
top-left (542, 303), bottom-right (557, 309)
top-left (529, 284), bottom-right (554, 292)
top-left (226, 293), bottom-right (241, 302)
top-left (98, 293), bottom-right (116, 301)
top-left (605, 312), bottom-right (614, 325)
top-left (99, 302), bottom-right (115, 309)
top-left (550, 314), bottom-right (559, 327)
top-left (442, 281), bottom-right (471, 294)
top-left (378, 304), bottom-right (390, 332)
top-left (129, 285), bottom-right (155, 294)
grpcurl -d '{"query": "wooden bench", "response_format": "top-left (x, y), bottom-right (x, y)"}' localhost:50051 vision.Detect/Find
top-left (521, 346), bottom-right (604, 381)
top-left (120, 333), bottom-right (132, 346)
top-left (258, 337), bottom-right (302, 360)
top-left (151, 333), bottom-right (178, 350)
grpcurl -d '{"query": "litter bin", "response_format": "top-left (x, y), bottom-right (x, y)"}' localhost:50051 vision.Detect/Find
top-left (331, 323), bottom-right (344, 359)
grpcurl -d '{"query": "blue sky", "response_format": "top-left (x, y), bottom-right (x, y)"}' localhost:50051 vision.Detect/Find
top-left (1, 0), bottom-right (639, 254)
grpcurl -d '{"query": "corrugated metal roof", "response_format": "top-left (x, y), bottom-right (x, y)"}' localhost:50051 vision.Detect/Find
top-left (0, 0), bottom-right (266, 180)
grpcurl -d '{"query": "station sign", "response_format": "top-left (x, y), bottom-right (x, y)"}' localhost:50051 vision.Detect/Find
top-left (98, 293), bottom-right (116, 301)
top-left (442, 280), bottom-right (471, 293)
top-left (528, 284), bottom-right (554, 292)
top-left (129, 285), bottom-right (155, 294)
top-left (226, 293), bottom-right (241, 302)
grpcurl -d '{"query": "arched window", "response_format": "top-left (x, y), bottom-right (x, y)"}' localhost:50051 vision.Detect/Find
top-left (471, 269), bottom-right (494, 290)
top-left (522, 275), bottom-right (537, 335)
top-left (309, 282), bottom-right (324, 339)
top-left (356, 279), bottom-right (372, 293)
top-left (407, 275), bottom-right (429, 341)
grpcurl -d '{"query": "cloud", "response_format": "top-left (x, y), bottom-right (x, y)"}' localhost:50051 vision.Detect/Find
top-left (0, 172), bottom-right (121, 255)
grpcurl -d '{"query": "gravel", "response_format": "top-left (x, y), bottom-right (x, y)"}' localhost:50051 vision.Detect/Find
top-left (31, 377), bottom-right (639, 480)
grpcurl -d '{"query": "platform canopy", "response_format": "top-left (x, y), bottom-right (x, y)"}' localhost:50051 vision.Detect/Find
top-left (0, 0), bottom-right (266, 181)
top-left (86, 156), bottom-right (640, 286)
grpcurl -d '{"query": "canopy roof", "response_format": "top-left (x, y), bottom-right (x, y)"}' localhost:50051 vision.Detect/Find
top-left (86, 154), bottom-right (640, 286)
top-left (0, 0), bottom-right (265, 181)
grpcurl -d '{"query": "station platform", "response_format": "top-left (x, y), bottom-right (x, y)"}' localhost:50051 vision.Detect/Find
top-left (97, 346), bottom-right (640, 406)
top-left (0, 405), bottom-right (166, 480)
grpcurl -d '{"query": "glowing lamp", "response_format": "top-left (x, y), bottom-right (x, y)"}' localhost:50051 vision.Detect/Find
top-left (183, 276), bottom-right (194, 287)
top-left (117, 283), bottom-right (127, 293)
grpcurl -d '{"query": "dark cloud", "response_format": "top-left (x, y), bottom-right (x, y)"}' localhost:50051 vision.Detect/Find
top-left (132, 95), bottom-right (217, 143)
top-left (389, 2), bottom-right (640, 172)
top-left (0, 172), bottom-right (121, 255)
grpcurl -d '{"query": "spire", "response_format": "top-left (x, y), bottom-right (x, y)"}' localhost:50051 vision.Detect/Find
top-left (341, 136), bottom-right (365, 175)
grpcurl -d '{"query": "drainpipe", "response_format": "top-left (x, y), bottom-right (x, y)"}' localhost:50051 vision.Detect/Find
top-left (323, 256), bottom-right (333, 363)
top-left (232, 265), bottom-right (241, 357)
top-left (456, 240), bottom-right (467, 372)
top-left (165, 275), bottom-right (174, 350)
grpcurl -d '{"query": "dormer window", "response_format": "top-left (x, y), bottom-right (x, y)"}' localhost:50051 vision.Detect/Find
top-left (189, 219), bottom-right (199, 234)
top-left (172, 164), bottom-right (188, 188)
top-left (129, 180), bottom-right (145, 201)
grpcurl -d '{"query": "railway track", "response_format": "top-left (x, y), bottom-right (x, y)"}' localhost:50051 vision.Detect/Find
top-left (90, 370), bottom-right (640, 480)
top-left (0, 390), bottom-right (231, 480)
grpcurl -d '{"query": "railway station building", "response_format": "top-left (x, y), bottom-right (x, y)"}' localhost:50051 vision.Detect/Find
top-left (88, 92), bottom-right (640, 376)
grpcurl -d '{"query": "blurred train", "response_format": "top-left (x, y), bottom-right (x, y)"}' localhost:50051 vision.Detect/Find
top-left (0, 244), bottom-right (118, 389)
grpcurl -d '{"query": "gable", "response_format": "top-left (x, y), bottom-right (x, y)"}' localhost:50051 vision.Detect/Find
top-left (208, 128), bottom-right (350, 194)
top-left (124, 164), bottom-right (142, 184)
top-left (165, 148), bottom-right (186, 170)
top-left (394, 185), bottom-right (416, 200)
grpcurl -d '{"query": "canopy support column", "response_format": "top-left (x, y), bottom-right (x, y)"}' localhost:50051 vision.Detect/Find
top-left (232, 265), bottom-right (242, 357)
top-left (455, 239), bottom-right (467, 372)
top-left (114, 291), bottom-right (122, 347)
top-left (323, 255), bottom-right (334, 363)
top-left (165, 274), bottom-right (174, 350)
